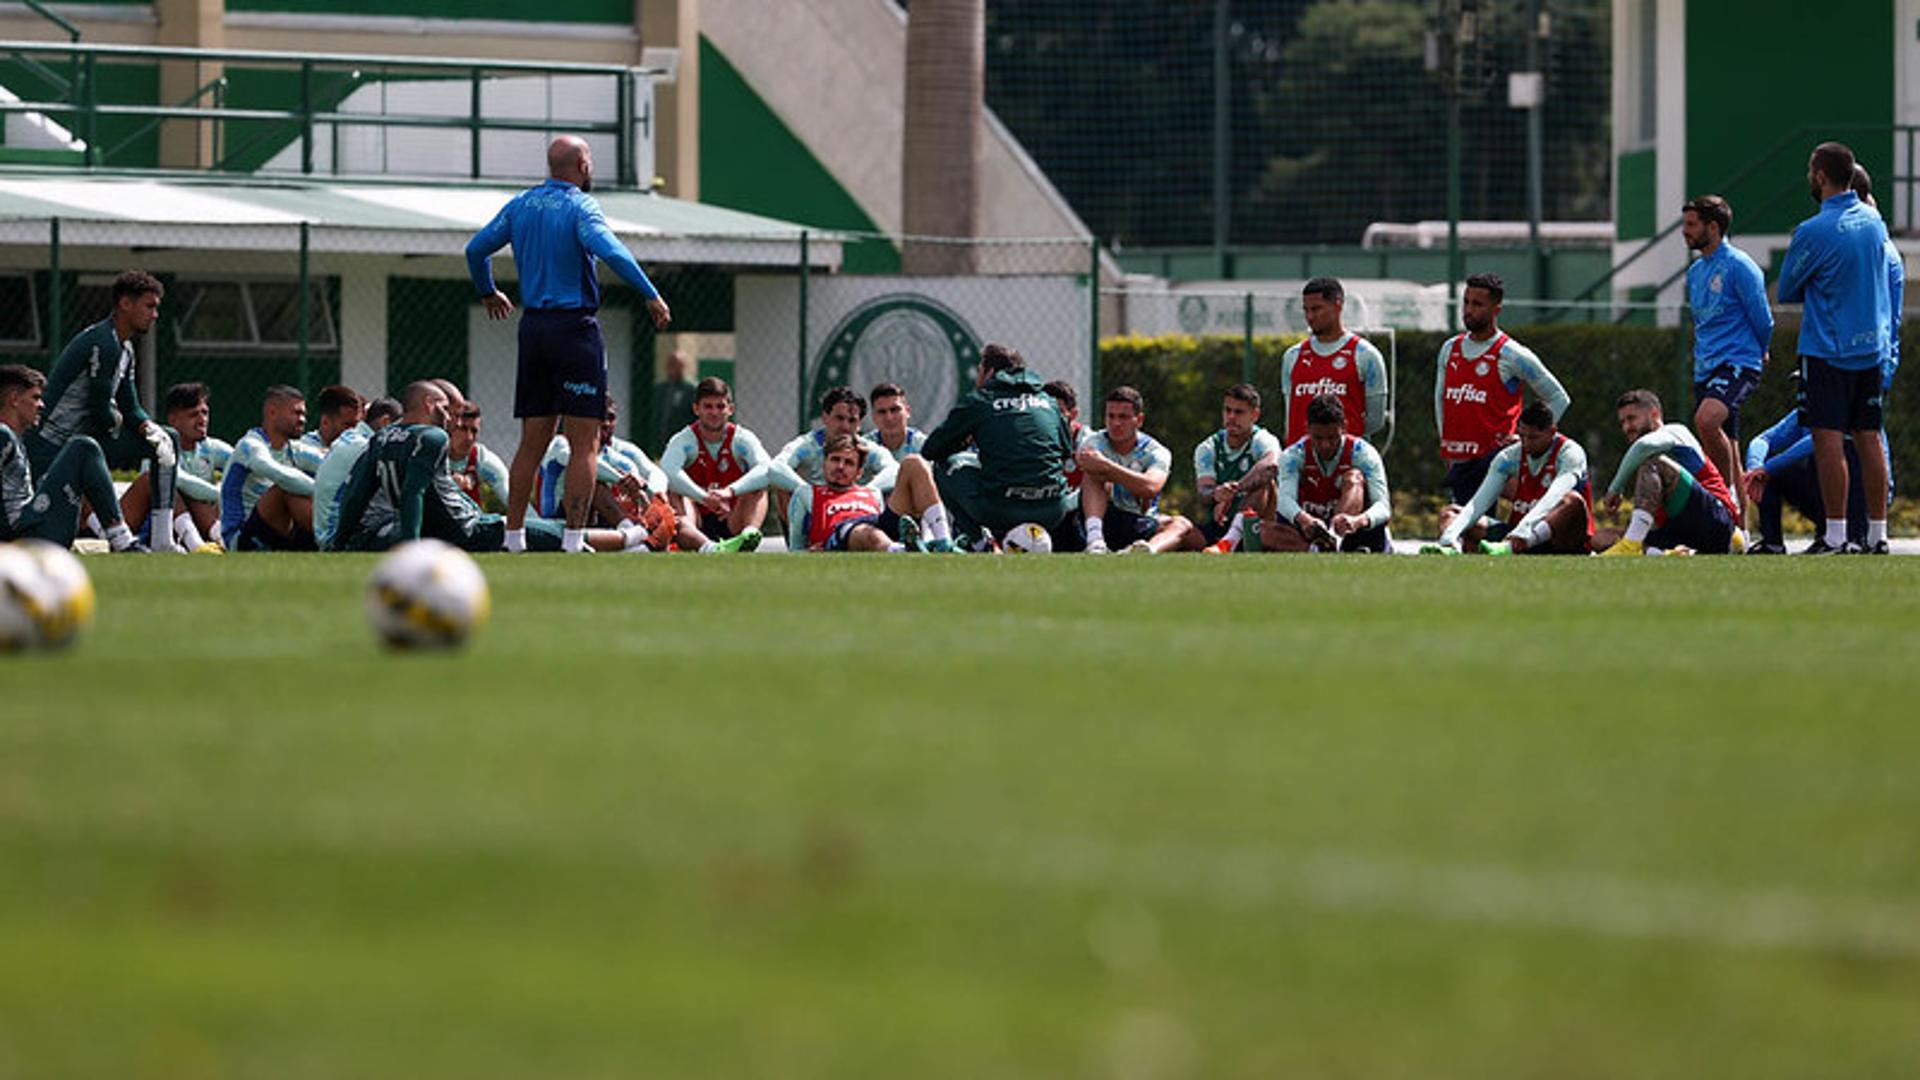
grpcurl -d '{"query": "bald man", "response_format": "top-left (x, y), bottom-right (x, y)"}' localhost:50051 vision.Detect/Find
top-left (467, 135), bottom-right (673, 554)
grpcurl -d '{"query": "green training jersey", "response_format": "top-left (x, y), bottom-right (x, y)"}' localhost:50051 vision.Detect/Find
top-left (0, 422), bottom-right (32, 536)
top-left (36, 318), bottom-right (144, 447)
top-left (920, 369), bottom-right (1074, 499)
top-left (332, 424), bottom-right (486, 550)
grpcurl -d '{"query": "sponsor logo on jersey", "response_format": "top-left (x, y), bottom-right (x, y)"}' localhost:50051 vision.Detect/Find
top-left (1442, 438), bottom-right (1482, 456)
top-left (1444, 384), bottom-right (1489, 405)
top-left (1294, 378), bottom-right (1349, 398)
top-left (811, 294), bottom-right (981, 434)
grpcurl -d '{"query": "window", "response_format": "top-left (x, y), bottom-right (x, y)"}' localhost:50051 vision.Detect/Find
top-left (174, 278), bottom-right (337, 352)
top-left (1626, 0), bottom-right (1658, 149)
top-left (0, 275), bottom-right (39, 348)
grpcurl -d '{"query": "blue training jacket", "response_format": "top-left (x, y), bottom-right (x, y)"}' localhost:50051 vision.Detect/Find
top-left (1776, 191), bottom-right (1890, 370)
top-left (466, 179), bottom-right (659, 311)
top-left (1687, 240), bottom-right (1772, 379)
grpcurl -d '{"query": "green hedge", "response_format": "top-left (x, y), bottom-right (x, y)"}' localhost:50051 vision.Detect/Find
top-left (1100, 322), bottom-right (1915, 516)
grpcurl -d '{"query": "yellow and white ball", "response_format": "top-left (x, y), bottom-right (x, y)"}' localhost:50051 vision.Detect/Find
top-left (365, 539), bottom-right (490, 650)
top-left (0, 541), bottom-right (96, 651)
top-left (1003, 522), bottom-right (1054, 554)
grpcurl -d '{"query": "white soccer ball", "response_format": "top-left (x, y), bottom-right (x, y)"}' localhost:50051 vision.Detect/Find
top-left (1003, 522), bottom-right (1054, 554)
top-left (365, 539), bottom-right (490, 650)
top-left (0, 541), bottom-right (95, 651)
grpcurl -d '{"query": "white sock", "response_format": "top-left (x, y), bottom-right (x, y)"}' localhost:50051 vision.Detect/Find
top-left (1524, 519), bottom-right (1553, 547)
top-left (921, 503), bottom-right (952, 542)
top-left (105, 521), bottom-right (135, 551)
top-left (504, 527), bottom-right (526, 553)
top-left (1222, 514), bottom-right (1245, 547)
top-left (207, 519), bottom-right (222, 544)
top-left (1868, 519), bottom-right (1888, 545)
top-left (698, 540), bottom-right (718, 553)
top-left (1085, 517), bottom-right (1106, 545)
top-left (562, 528), bottom-right (586, 553)
top-left (148, 511), bottom-right (176, 552)
top-left (173, 513), bottom-right (206, 549)
top-left (85, 512), bottom-right (103, 538)
top-left (887, 541), bottom-right (905, 552)
top-left (618, 521), bottom-right (652, 551)
top-left (1624, 510), bottom-right (1654, 543)
top-left (1826, 519), bottom-right (1848, 547)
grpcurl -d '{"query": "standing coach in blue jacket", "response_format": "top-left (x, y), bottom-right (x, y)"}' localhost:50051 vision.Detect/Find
top-left (1776, 141), bottom-right (1892, 554)
top-left (467, 135), bottom-right (673, 554)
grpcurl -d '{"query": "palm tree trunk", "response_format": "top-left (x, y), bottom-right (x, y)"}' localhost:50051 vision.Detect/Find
top-left (902, 0), bottom-right (983, 275)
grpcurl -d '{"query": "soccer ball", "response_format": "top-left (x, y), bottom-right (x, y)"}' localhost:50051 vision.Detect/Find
top-left (1002, 522), bottom-right (1054, 554)
top-left (365, 539), bottom-right (490, 650)
top-left (0, 541), bottom-right (96, 651)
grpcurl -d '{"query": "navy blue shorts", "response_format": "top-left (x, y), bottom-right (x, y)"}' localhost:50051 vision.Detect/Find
top-left (697, 511), bottom-right (734, 541)
top-left (1798, 356), bottom-right (1883, 432)
top-left (1102, 508), bottom-right (1162, 547)
top-left (231, 507), bottom-right (317, 552)
top-left (824, 509), bottom-right (900, 550)
top-left (1646, 481), bottom-right (1735, 554)
top-left (516, 308), bottom-right (607, 420)
top-left (1694, 363), bottom-right (1762, 439)
top-left (1444, 448), bottom-right (1503, 507)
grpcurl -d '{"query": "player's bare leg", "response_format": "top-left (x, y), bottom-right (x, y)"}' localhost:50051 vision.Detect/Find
top-left (845, 522), bottom-right (893, 552)
top-left (885, 456), bottom-right (942, 516)
top-left (506, 415), bottom-right (560, 531)
top-left (1509, 491), bottom-right (1590, 554)
top-left (727, 488), bottom-right (767, 535)
top-left (1436, 504), bottom-right (1491, 550)
top-left (119, 472), bottom-right (153, 527)
top-left (591, 483), bottom-right (626, 528)
top-left (1151, 515), bottom-right (1199, 552)
top-left (1259, 517), bottom-right (1312, 552)
top-left (1695, 397), bottom-right (1744, 518)
top-left (186, 497), bottom-right (219, 540)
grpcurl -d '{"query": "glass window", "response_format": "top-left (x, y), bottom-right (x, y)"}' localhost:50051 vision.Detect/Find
top-left (173, 278), bottom-right (337, 352)
top-left (0, 275), bottom-right (39, 347)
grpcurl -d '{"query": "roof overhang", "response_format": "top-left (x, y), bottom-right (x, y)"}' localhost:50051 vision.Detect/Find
top-left (0, 174), bottom-right (842, 269)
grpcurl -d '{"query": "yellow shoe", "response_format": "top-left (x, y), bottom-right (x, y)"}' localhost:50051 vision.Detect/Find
top-left (192, 542), bottom-right (224, 555)
top-left (1597, 537), bottom-right (1644, 558)
top-left (1729, 528), bottom-right (1748, 555)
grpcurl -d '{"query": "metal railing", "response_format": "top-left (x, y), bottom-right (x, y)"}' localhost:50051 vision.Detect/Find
top-left (0, 40), bottom-right (665, 187)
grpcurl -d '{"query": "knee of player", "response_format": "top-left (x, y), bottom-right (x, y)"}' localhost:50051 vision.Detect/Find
top-left (67, 434), bottom-right (102, 454)
top-left (1693, 403), bottom-right (1725, 432)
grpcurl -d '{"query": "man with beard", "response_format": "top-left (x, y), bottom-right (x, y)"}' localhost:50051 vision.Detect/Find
top-left (1682, 194), bottom-right (1772, 520)
top-left (1433, 272), bottom-right (1570, 510)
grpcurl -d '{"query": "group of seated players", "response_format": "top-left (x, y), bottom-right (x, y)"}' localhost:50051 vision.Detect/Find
top-left (0, 270), bottom-right (1894, 557)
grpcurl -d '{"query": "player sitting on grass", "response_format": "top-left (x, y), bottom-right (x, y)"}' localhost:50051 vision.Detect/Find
top-left (118, 381), bottom-right (228, 551)
top-left (26, 269), bottom-right (181, 551)
top-left (313, 397), bottom-right (399, 552)
top-left (1595, 389), bottom-right (1742, 557)
top-left (0, 364), bottom-right (144, 551)
top-left (1427, 402), bottom-right (1593, 555)
top-left (220, 385), bottom-right (325, 552)
top-left (331, 382), bottom-right (640, 554)
top-left (786, 434), bottom-right (954, 552)
top-left (448, 401), bottom-right (509, 514)
top-left (1195, 383), bottom-right (1281, 553)
top-left (732, 385), bottom-right (900, 501)
top-left (1263, 393), bottom-right (1392, 553)
top-left (301, 384), bottom-right (367, 452)
top-left (1077, 386), bottom-right (1193, 554)
top-left (539, 402), bottom-right (680, 551)
top-left (658, 377), bottom-right (766, 552)
top-left (867, 382), bottom-right (927, 462)
top-left (1741, 388), bottom-right (1887, 554)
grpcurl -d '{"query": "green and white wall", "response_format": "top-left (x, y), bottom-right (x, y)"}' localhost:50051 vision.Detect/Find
top-left (1612, 0), bottom-right (1901, 308)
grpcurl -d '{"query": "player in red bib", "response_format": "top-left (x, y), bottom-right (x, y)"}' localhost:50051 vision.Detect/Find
top-left (1261, 394), bottom-right (1393, 553)
top-left (1426, 402), bottom-right (1593, 555)
top-left (658, 377), bottom-right (767, 553)
top-left (1280, 277), bottom-right (1389, 443)
top-left (786, 433), bottom-right (956, 552)
top-left (1434, 272), bottom-right (1571, 507)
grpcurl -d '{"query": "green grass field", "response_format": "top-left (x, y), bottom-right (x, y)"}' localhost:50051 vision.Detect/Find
top-left (5, 554), bottom-right (1920, 1078)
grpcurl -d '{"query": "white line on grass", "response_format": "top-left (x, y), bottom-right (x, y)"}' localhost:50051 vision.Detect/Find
top-left (951, 833), bottom-right (1920, 960)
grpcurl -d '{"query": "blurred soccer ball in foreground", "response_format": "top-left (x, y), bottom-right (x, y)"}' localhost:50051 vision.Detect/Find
top-left (1002, 522), bottom-right (1054, 554)
top-left (365, 539), bottom-right (490, 649)
top-left (0, 541), bottom-right (96, 651)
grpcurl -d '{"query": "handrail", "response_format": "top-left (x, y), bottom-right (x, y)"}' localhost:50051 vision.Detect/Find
top-left (0, 40), bottom-right (668, 187)
top-left (1562, 121), bottom-right (1894, 314)
top-left (21, 0), bottom-right (81, 42)
top-left (2, 39), bottom-right (668, 79)
top-left (101, 74), bottom-right (228, 164)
